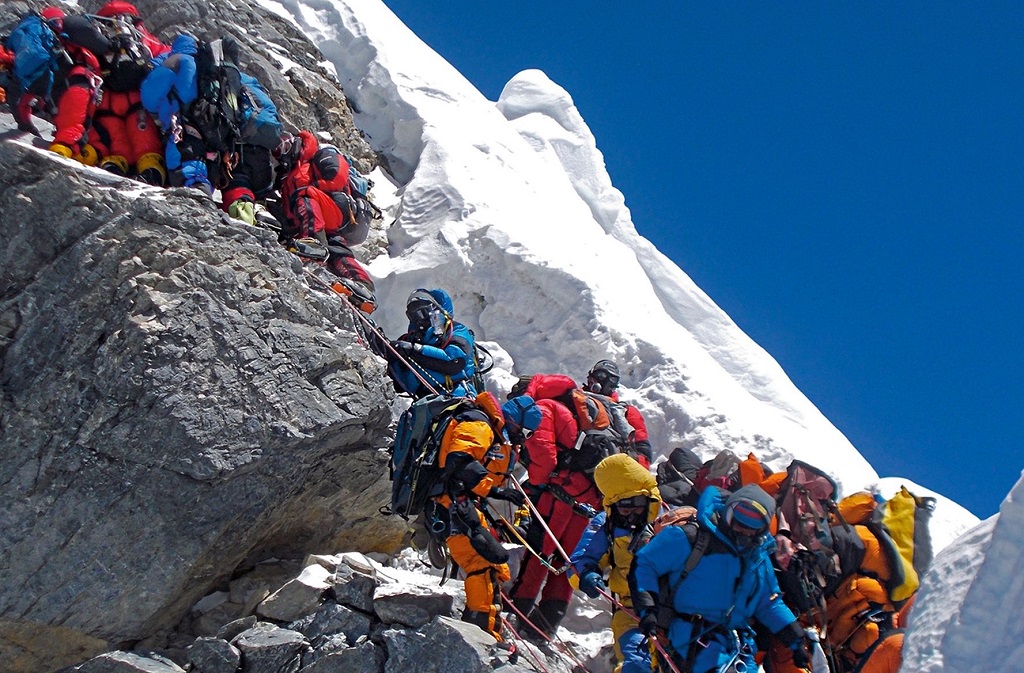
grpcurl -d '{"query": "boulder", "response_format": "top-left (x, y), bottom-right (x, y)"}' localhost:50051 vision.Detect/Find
top-left (74, 651), bottom-right (186, 672)
top-left (187, 637), bottom-right (241, 673)
top-left (381, 617), bottom-right (504, 673)
top-left (232, 624), bottom-right (308, 673)
top-left (289, 602), bottom-right (372, 646)
top-left (301, 640), bottom-right (384, 673)
top-left (257, 564), bottom-right (333, 622)
top-left (373, 584), bottom-right (455, 628)
top-left (0, 141), bottom-right (403, 673)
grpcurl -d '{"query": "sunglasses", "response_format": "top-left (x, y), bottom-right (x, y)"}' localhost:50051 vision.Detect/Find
top-left (590, 370), bottom-right (620, 388)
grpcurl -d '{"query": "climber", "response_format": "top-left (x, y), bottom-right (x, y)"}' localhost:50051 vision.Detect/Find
top-left (581, 359), bottom-right (653, 467)
top-left (385, 288), bottom-right (477, 399)
top-left (86, 1), bottom-right (168, 184)
top-left (430, 392), bottom-right (542, 640)
top-left (139, 33), bottom-right (207, 191)
top-left (631, 484), bottom-right (815, 673)
top-left (507, 373), bottom-right (603, 644)
top-left (275, 130), bottom-right (376, 310)
top-left (569, 454), bottom-right (662, 673)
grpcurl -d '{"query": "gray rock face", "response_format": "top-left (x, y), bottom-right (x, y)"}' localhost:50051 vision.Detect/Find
top-left (373, 585), bottom-right (456, 629)
top-left (188, 637), bottom-right (241, 673)
top-left (0, 142), bottom-right (404, 672)
top-left (232, 624), bottom-right (309, 673)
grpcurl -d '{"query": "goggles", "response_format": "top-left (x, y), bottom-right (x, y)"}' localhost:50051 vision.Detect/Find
top-left (613, 495), bottom-right (648, 512)
top-left (406, 301), bottom-right (434, 325)
top-left (590, 369), bottom-right (620, 388)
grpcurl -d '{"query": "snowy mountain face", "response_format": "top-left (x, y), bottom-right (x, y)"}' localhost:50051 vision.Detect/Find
top-left (258, 1), bottom-right (976, 514)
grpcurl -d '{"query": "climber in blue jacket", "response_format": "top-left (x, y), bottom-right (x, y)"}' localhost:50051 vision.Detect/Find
top-left (632, 484), bottom-right (815, 673)
top-left (387, 288), bottom-right (477, 398)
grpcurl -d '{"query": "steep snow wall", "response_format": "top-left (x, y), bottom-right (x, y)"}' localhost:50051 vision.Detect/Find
top-left (259, 0), bottom-right (880, 493)
top-left (901, 471), bottom-right (1024, 672)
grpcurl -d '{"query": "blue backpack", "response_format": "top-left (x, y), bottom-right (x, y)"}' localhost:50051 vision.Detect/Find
top-left (6, 14), bottom-right (60, 97)
top-left (386, 395), bottom-right (486, 519)
top-left (239, 72), bottom-right (283, 149)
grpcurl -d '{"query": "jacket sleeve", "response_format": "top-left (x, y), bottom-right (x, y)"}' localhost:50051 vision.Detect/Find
top-left (632, 525), bottom-right (691, 598)
top-left (753, 556), bottom-right (799, 633)
top-left (410, 341), bottom-right (467, 376)
top-left (569, 512), bottom-right (609, 580)
top-left (625, 405), bottom-right (653, 465)
top-left (523, 406), bottom-right (559, 485)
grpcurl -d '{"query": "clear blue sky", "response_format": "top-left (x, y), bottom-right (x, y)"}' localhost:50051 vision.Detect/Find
top-left (381, 1), bottom-right (1023, 518)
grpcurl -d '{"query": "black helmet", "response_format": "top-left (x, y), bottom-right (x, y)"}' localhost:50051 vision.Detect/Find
top-left (586, 359), bottom-right (620, 396)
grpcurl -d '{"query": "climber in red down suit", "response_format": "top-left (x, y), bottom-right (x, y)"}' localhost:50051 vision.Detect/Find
top-left (87, 2), bottom-right (170, 184)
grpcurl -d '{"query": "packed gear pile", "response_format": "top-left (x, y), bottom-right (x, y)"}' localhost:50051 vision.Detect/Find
top-left (1, 2), bottom-right (383, 314)
top-left (2, 7), bottom-right (936, 672)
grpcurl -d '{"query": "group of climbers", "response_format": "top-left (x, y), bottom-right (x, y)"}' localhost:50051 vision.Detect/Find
top-left (1, 3), bottom-right (379, 310)
top-left (3, 8), bottom-right (932, 671)
top-left (378, 288), bottom-right (931, 673)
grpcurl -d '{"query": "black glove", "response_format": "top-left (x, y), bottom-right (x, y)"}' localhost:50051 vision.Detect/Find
top-left (778, 621), bottom-right (812, 669)
top-left (578, 571), bottom-right (606, 599)
top-left (791, 640), bottom-right (810, 669)
top-left (638, 610), bottom-right (659, 638)
top-left (489, 487), bottom-right (526, 506)
top-left (390, 339), bottom-right (420, 354)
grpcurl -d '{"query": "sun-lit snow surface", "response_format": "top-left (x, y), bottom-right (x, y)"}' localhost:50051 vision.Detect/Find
top-left (258, 0), bottom-right (890, 497)
top-left (900, 471), bottom-right (1024, 673)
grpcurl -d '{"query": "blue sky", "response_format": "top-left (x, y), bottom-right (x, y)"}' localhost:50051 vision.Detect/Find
top-left (381, 1), bottom-right (1023, 518)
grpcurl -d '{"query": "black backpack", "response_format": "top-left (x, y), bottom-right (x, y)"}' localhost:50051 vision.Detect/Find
top-left (189, 37), bottom-right (245, 155)
top-left (385, 395), bottom-right (491, 519)
top-left (89, 13), bottom-right (153, 92)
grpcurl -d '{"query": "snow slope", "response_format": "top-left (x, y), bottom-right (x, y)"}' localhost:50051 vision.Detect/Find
top-left (258, 0), bottom-right (889, 498)
top-left (900, 470), bottom-right (1024, 672)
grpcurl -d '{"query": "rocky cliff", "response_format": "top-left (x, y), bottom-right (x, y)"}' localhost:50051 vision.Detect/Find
top-left (0, 3), bottom-right (407, 670)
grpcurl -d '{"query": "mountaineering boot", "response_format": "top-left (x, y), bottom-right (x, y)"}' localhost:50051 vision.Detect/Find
top-left (254, 203), bottom-right (282, 232)
top-left (532, 599), bottom-right (569, 640)
top-left (288, 237), bottom-right (329, 262)
top-left (330, 277), bottom-right (378, 314)
top-left (100, 155), bottom-right (130, 177)
top-left (508, 596), bottom-right (538, 639)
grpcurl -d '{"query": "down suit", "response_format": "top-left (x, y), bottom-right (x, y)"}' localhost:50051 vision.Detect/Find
top-left (633, 485), bottom-right (800, 673)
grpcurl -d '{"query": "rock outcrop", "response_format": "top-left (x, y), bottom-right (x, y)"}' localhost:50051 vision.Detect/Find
top-left (0, 140), bottom-right (404, 672)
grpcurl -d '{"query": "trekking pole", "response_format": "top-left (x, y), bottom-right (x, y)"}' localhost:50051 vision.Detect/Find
top-left (509, 477), bottom-right (577, 569)
top-left (301, 265), bottom-right (450, 396)
top-left (500, 589), bottom-right (593, 673)
top-left (593, 587), bottom-right (683, 673)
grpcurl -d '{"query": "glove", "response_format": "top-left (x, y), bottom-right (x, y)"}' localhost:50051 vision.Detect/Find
top-left (791, 640), bottom-right (810, 669)
top-left (391, 340), bottom-right (420, 354)
top-left (638, 610), bottom-right (659, 637)
top-left (578, 571), bottom-right (605, 599)
top-left (779, 621), bottom-right (813, 669)
top-left (488, 487), bottom-right (526, 506)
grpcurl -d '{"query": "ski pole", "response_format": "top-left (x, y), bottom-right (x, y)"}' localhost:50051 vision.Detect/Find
top-left (510, 477), bottom-right (577, 569)
top-left (593, 587), bottom-right (683, 673)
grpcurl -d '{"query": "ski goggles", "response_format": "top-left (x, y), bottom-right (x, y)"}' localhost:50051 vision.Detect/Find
top-left (405, 300), bottom-right (435, 326)
top-left (613, 495), bottom-right (648, 512)
top-left (589, 369), bottom-right (620, 388)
